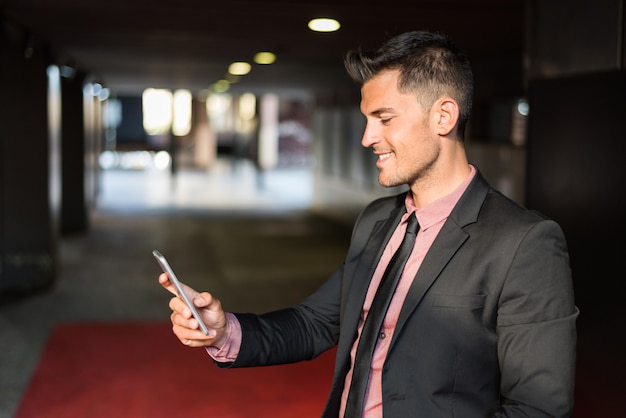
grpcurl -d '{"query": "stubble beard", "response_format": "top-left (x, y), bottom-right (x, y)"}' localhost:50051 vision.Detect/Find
top-left (377, 147), bottom-right (440, 189)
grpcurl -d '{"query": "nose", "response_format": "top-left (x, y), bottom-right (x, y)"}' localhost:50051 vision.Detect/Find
top-left (361, 121), bottom-right (378, 148)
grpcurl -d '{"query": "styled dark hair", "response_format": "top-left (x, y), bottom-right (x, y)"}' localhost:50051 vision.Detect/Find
top-left (344, 31), bottom-right (474, 138)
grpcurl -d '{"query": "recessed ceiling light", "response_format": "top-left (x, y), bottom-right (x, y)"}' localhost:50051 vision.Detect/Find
top-left (308, 18), bottom-right (341, 33)
top-left (228, 62), bottom-right (251, 76)
top-left (213, 79), bottom-right (230, 93)
top-left (254, 52), bottom-right (276, 65)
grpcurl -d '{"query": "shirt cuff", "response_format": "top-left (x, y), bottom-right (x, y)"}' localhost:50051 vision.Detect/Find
top-left (206, 312), bottom-right (242, 362)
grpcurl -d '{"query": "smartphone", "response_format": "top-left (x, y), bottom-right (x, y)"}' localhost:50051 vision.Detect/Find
top-left (152, 250), bottom-right (210, 336)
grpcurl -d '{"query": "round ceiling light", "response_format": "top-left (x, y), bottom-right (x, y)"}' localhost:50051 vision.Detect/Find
top-left (254, 52), bottom-right (276, 65)
top-left (228, 62), bottom-right (251, 76)
top-left (308, 18), bottom-right (341, 33)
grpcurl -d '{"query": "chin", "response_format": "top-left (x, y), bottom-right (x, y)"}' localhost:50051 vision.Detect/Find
top-left (378, 176), bottom-right (402, 189)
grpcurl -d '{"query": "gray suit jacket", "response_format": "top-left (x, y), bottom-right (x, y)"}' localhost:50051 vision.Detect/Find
top-left (222, 170), bottom-right (578, 417)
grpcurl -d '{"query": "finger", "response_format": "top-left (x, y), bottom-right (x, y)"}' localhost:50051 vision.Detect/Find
top-left (194, 292), bottom-right (223, 311)
top-left (180, 337), bottom-right (205, 348)
top-left (178, 282), bottom-right (200, 301)
top-left (191, 292), bottom-right (209, 308)
top-left (158, 273), bottom-right (179, 296)
top-left (172, 323), bottom-right (211, 347)
top-left (168, 296), bottom-right (190, 317)
top-left (171, 310), bottom-right (211, 340)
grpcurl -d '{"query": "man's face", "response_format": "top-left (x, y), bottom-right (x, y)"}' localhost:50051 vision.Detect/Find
top-left (360, 69), bottom-right (441, 189)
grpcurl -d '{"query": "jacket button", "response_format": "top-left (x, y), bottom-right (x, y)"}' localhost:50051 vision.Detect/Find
top-left (379, 332), bottom-right (386, 339)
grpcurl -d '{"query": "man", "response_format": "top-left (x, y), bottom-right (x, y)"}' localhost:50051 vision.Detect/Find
top-left (159, 31), bottom-right (578, 417)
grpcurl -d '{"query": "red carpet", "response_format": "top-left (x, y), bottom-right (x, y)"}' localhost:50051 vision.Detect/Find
top-left (15, 322), bottom-right (335, 418)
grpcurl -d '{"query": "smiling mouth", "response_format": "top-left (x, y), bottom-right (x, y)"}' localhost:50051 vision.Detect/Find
top-left (377, 152), bottom-right (393, 162)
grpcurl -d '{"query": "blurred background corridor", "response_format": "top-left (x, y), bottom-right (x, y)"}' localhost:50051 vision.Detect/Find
top-left (1, 1), bottom-right (625, 416)
top-left (0, 164), bottom-right (356, 417)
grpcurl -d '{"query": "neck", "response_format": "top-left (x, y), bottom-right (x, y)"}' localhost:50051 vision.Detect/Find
top-left (409, 143), bottom-right (470, 209)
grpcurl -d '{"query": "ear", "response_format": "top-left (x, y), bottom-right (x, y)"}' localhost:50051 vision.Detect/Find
top-left (432, 97), bottom-right (459, 137)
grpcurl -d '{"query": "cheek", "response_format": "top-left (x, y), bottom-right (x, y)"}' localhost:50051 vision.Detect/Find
top-left (401, 133), bottom-right (439, 164)
top-left (395, 125), bottom-right (427, 153)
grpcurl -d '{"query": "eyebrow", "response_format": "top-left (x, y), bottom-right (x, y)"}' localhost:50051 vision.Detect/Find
top-left (368, 107), bottom-right (395, 117)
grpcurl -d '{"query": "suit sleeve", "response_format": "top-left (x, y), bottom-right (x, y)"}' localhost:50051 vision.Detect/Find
top-left (495, 219), bottom-right (578, 417)
top-left (217, 198), bottom-right (390, 369)
top-left (214, 263), bottom-right (343, 368)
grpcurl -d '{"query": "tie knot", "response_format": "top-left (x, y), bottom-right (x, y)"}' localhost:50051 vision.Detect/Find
top-left (406, 212), bottom-right (419, 235)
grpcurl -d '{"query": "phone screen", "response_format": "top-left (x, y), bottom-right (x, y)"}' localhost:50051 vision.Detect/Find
top-left (153, 250), bottom-right (210, 335)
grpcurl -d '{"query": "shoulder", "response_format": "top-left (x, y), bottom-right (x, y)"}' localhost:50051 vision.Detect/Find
top-left (344, 192), bottom-right (407, 246)
top-left (455, 169), bottom-right (557, 229)
top-left (465, 188), bottom-right (569, 258)
top-left (482, 188), bottom-right (556, 228)
top-left (355, 192), bottom-right (407, 226)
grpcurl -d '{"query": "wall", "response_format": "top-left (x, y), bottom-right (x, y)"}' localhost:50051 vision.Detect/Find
top-left (526, 70), bottom-right (626, 310)
top-left (524, 0), bottom-right (626, 312)
top-left (0, 22), bottom-right (59, 294)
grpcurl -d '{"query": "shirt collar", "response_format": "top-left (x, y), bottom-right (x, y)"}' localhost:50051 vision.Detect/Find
top-left (403, 164), bottom-right (476, 230)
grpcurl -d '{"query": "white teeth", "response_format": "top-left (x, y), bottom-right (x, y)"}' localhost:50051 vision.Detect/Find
top-left (378, 153), bottom-right (392, 161)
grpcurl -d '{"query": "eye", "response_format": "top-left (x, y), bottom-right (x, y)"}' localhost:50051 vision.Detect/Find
top-left (381, 117), bottom-right (392, 125)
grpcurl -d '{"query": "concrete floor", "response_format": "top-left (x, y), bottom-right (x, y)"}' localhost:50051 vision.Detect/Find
top-left (0, 162), bottom-right (356, 418)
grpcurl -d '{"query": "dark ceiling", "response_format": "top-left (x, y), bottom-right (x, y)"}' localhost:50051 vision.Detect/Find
top-left (1, 0), bottom-right (526, 97)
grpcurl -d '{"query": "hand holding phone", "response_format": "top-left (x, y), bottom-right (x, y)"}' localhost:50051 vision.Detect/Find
top-left (153, 250), bottom-right (210, 335)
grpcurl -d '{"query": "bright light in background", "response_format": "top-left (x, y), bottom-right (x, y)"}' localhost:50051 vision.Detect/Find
top-left (206, 93), bottom-right (234, 133)
top-left (228, 62), bottom-right (251, 76)
top-left (207, 94), bottom-right (232, 115)
top-left (153, 151), bottom-right (171, 170)
top-left (91, 83), bottom-right (103, 97)
top-left (308, 18), bottom-right (340, 32)
top-left (99, 150), bottom-right (171, 170)
top-left (254, 52), bottom-right (276, 65)
top-left (47, 65), bottom-right (62, 212)
top-left (172, 89), bottom-right (192, 136)
top-left (100, 150), bottom-right (153, 170)
top-left (142, 88), bottom-right (173, 135)
top-left (258, 93), bottom-right (279, 170)
top-left (47, 65), bottom-right (61, 136)
top-left (99, 150), bottom-right (117, 169)
top-left (82, 82), bottom-right (109, 101)
top-left (99, 88), bottom-right (110, 101)
top-left (239, 93), bottom-right (256, 121)
top-left (236, 93), bottom-right (257, 134)
top-left (121, 150), bottom-right (152, 169)
top-left (517, 99), bottom-right (529, 116)
top-left (103, 98), bottom-right (122, 129)
top-left (213, 79), bottom-right (230, 93)
top-left (512, 99), bottom-right (529, 147)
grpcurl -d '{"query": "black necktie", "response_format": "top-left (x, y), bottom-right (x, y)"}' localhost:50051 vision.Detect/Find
top-left (344, 212), bottom-right (419, 417)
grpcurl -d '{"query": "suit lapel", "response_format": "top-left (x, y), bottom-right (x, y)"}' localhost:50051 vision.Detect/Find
top-left (394, 222), bottom-right (469, 332)
top-left (341, 205), bottom-right (405, 346)
top-left (392, 170), bottom-right (491, 343)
